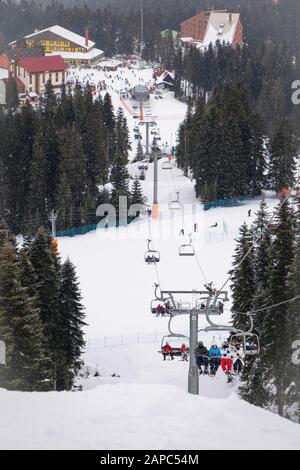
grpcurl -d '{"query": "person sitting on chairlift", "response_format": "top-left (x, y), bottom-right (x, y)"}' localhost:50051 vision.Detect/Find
top-left (221, 349), bottom-right (234, 383)
top-left (162, 342), bottom-right (174, 361)
top-left (233, 350), bottom-right (244, 374)
top-left (195, 341), bottom-right (209, 375)
top-left (208, 342), bottom-right (221, 375)
top-left (180, 343), bottom-right (189, 362)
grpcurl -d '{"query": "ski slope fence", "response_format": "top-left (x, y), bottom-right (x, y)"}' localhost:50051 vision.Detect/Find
top-left (203, 195), bottom-right (261, 211)
top-left (86, 331), bottom-right (189, 352)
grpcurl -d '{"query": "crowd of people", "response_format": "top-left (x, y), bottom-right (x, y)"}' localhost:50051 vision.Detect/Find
top-left (67, 63), bottom-right (154, 100)
top-left (161, 338), bottom-right (258, 383)
top-left (194, 340), bottom-right (245, 383)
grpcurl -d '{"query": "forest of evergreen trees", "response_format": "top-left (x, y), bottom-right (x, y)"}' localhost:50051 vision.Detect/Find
top-left (230, 200), bottom-right (300, 421)
top-left (175, 41), bottom-right (298, 203)
top-left (0, 81), bottom-right (145, 236)
top-left (1, 0), bottom-right (300, 57)
top-left (0, 225), bottom-right (86, 391)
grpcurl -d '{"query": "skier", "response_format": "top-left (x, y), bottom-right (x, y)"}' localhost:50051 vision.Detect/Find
top-left (195, 341), bottom-right (209, 375)
top-left (180, 343), bottom-right (189, 362)
top-left (179, 229), bottom-right (185, 236)
top-left (194, 223), bottom-right (198, 232)
top-left (210, 222), bottom-right (218, 228)
top-left (248, 209), bottom-right (252, 217)
top-left (162, 342), bottom-right (174, 361)
top-left (208, 342), bottom-right (221, 375)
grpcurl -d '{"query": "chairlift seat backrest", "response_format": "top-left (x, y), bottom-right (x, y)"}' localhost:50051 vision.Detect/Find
top-left (179, 245), bottom-right (195, 256)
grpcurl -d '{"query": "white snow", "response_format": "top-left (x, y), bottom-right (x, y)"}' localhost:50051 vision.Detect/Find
top-left (0, 68), bottom-right (8, 80)
top-left (1, 343), bottom-right (300, 450)
top-left (203, 12), bottom-right (240, 47)
top-left (1, 63), bottom-right (299, 450)
top-left (47, 48), bottom-right (103, 61)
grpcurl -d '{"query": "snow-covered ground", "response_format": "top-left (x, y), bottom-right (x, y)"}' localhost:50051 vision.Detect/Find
top-left (1, 343), bottom-right (300, 450)
top-left (1, 64), bottom-right (298, 450)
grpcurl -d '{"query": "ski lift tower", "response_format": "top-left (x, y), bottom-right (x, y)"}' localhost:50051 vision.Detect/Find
top-left (153, 285), bottom-right (229, 395)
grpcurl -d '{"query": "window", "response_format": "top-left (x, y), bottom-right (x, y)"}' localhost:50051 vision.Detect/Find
top-left (42, 73), bottom-right (45, 83)
top-left (29, 75), bottom-right (32, 85)
top-left (49, 73), bottom-right (52, 82)
top-left (55, 72), bottom-right (59, 82)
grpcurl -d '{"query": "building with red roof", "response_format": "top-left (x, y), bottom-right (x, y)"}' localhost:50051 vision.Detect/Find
top-left (15, 55), bottom-right (67, 94)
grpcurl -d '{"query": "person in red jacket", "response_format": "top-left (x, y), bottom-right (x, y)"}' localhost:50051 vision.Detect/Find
top-left (162, 342), bottom-right (174, 361)
top-left (180, 343), bottom-right (189, 361)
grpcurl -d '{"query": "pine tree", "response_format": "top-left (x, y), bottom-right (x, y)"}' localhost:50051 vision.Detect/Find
top-left (230, 223), bottom-right (255, 331)
top-left (286, 233), bottom-right (300, 421)
top-left (260, 200), bottom-right (296, 416)
top-left (58, 124), bottom-right (87, 227)
top-left (0, 235), bottom-right (50, 391)
top-left (134, 141), bottom-right (144, 162)
top-left (130, 176), bottom-right (145, 206)
top-left (252, 200), bottom-right (272, 331)
top-left (56, 258), bottom-right (86, 391)
top-left (269, 118), bottom-right (296, 192)
top-left (28, 228), bottom-right (61, 389)
top-left (26, 126), bottom-right (50, 234)
top-left (102, 93), bottom-right (116, 166)
top-left (239, 202), bottom-right (272, 407)
top-left (5, 76), bottom-right (19, 109)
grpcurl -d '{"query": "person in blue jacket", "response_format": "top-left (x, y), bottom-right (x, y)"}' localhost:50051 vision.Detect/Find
top-left (208, 342), bottom-right (221, 375)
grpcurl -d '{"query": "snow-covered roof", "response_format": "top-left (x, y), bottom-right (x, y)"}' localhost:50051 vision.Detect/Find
top-left (180, 37), bottom-right (194, 43)
top-left (0, 68), bottom-right (8, 80)
top-left (46, 48), bottom-right (103, 61)
top-left (155, 70), bottom-right (175, 85)
top-left (203, 12), bottom-right (240, 47)
top-left (98, 59), bottom-right (123, 68)
top-left (10, 25), bottom-right (95, 50)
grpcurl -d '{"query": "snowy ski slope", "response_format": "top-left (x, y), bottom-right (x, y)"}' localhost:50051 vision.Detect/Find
top-left (1, 65), bottom-right (298, 450)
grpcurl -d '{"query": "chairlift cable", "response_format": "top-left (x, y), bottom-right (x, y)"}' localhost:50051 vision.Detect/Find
top-left (194, 251), bottom-right (208, 285)
top-left (224, 294), bottom-right (300, 316)
top-left (146, 214), bottom-right (162, 288)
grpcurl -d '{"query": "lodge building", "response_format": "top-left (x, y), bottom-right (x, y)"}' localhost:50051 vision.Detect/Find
top-left (16, 55), bottom-right (67, 94)
top-left (10, 25), bottom-right (103, 66)
top-left (181, 10), bottom-right (243, 49)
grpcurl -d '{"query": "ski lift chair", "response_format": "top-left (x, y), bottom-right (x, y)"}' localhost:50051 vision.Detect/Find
top-left (160, 334), bottom-right (190, 359)
top-left (169, 192), bottom-right (182, 210)
top-left (195, 299), bottom-right (223, 315)
top-left (230, 333), bottom-right (260, 357)
top-left (150, 300), bottom-right (171, 316)
top-left (145, 239), bottom-right (160, 264)
top-left (144, 251), bottom-right (160, 264)
top-left (179, 234), bottom-right (195, 257)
